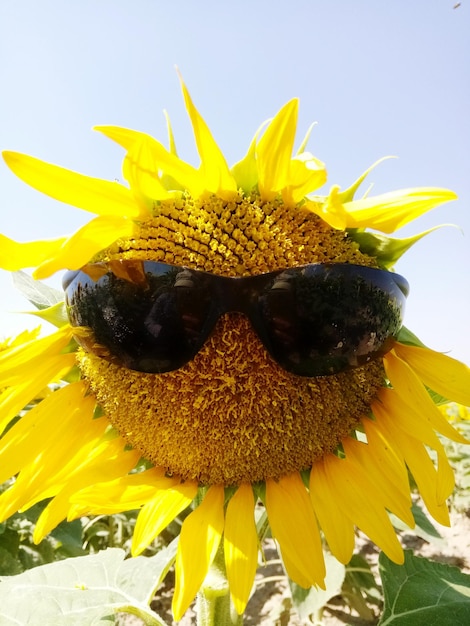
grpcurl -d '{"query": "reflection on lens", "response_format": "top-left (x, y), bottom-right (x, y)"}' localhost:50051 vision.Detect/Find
top-left (259, 265), bottom-right (405, 376)
top-left (64, 261), bottom-right (408, 377)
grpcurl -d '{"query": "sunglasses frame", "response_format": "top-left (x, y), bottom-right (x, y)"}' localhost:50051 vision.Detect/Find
top-left (63, 260), bottom-right (409, 377)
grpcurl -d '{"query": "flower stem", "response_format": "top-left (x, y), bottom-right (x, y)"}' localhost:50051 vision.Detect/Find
top-left (196, 543), bottom-right (243, 626)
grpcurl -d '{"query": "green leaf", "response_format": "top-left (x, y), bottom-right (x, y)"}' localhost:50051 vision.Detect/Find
top-left (378, 550), bottom-right (470, 625)
top-left (390, 502), bottom-right (445, 547)
top-left (349, 225), bottom-right (448, 268)
top-left (343, 554), bottom-right (382, 617)
top-left (0, 542), bottom-right (178, 626)
top-left (12, 271), bottom-right (63, 309)
top-left (288, 553), bottom-right (346, 620)
top-left (51, 519), bottom-right (87, 558)
top-left (0, 546), bottom-right (23, 576)
top-left (410, 502), bottom-right (445, 543)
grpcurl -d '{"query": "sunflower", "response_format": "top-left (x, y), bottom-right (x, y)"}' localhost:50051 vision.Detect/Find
top-left (1, 77), bottom-right (469, 621)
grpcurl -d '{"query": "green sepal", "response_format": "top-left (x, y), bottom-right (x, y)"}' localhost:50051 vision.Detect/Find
top-left (300, 468), bottom-right (310, 489)
top-left (25, 301), bottom-right (69, 328)
top-left (62, 364), bottom-right (82, 384)
top-left (92, 404), bottom-right (105, 420)
top-left (252, 481), bottom-right (266, 503)
top-left (396, 326), bottom-right (427, 348)
top-left (337, 156), bottom-right (396, 204)
top-left (348, 225), bottom-right (451, 268)
top-left (223, 485), bottom-right (238, 506)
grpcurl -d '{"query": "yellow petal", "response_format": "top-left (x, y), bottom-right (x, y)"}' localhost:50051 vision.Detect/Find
top-left (11, 419), bottom-right (109, 515)
top-left (33, 215), bottom-right (137, 279)
top-left (280, 550), bottom-right (319, 590)
top-left (33, 440), bottom-right (140, 542)
top-left (377, 383), bottom-right (455, 454)
top-left (96, 126), bottom-right (202, 196)
top-left (265, 473), bottom-right (325, 588)
top-left (373, 386), bottom-right (455, 509)
top-left (343, 187), bottom-right (458, 233)
top-left (0, 353), bottom-right (76, 435)
top-left (70, 467), bottom-right (172, 514)
top-left (285, 152), bottom-right (327, 203)
top-left (172, 485), bottom-right (225, 621)
top-left (230, 123), bottom-right (266, 194)
top-left (1, 327), bottom-right (40, 349)
top-left (372, 397), bottom-right (451, 525)
top-left (305, 185), bottom-right (351, 230)
top-left (320, 453), bottom-right (404, 564)
top-left (0, 326), bottom-right (76, 434)
top-left (342, 437), bottom-right (414, 528)
top-left (0, 324), bottom-right (73, 378)
top-left (0, 384), bottom-right (103, 520)
top-left (362, 417), bottom-right (412, 497)
top-left (256, 99), bottom-right (298, 199)
top-left (383, 350), bottom-right (468, 444)
top-left (178, 77), bottom-right (237, 198)
top-left (131, 481), bottom-right (198, 556)
top-left (224, 483), bottom-right (258, 615)
top-left (122, 138), bottom-right (171, 205)
top-left (0, 234), bottom-right (67, 272)
top-left (310, 459), bottom-right (355, 564)
top-left (393, 342), bottom-right (470, 407)
top-left (2, 151), bottom-right (141, 218)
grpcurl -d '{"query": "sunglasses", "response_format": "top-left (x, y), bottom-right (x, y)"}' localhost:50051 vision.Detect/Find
top-left (63, 260), bottom-right (409, 377)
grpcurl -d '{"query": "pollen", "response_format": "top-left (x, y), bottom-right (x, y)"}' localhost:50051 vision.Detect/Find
top-left (80, 193), bottom-right (385, 485)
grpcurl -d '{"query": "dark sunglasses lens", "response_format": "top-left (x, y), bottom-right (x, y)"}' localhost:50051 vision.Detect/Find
top-left (64, 262), bottom-right (213, 373)
top-left (257, 265), bottom-right (406, 376)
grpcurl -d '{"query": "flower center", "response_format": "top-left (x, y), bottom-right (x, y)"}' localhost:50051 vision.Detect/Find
top-left (79, 193), bottom-right (385, 484)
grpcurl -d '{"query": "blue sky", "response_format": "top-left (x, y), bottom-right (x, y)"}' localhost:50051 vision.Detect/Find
top-left (1, 0), bottom-right (469, 363)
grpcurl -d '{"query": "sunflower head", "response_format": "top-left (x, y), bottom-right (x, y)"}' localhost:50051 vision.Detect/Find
top-left (1, 77), bottom-right (468, 620)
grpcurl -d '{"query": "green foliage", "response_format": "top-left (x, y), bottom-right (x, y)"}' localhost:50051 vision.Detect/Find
top-left (11, 270), bottom-right (68, 327)
top-left (1, 398), bottom-right (469, 624)
top-left (288, 553), bottom-right (345, 621)
top-left (378, 550), bottom-right (470, 625)
top-left (0, 499), bottom-right (85, 576)
top-left (0, 544), bottom-right (178, 626)
top-left (349, 226), bottom-right (448, 269)
top-left (12, 271), bottom-right (64, 309)
top-left (341, 554), bottom-right (383, 620)
top-left (443, 419), bottom-right (470, 513)
top-left (0, 486), bottom-right (158, 577)
top-left (390, 501), bottom-right (446, 547)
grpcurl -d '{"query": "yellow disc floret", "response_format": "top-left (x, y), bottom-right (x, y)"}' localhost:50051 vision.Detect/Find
top-left (78, 193), bottom-right (385, 484)
top-left (98, 192), bottom-right (376, 274)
